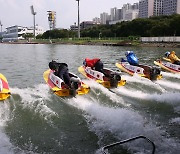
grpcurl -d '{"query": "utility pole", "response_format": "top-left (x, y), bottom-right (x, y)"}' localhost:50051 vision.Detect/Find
top-left (76, 0), bottom-right (80, 38)
top-left (30, 5), bottom-right (37, 39)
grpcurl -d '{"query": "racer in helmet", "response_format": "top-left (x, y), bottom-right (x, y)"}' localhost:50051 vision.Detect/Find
top-left (49, 60), bottom-right (71, 86)
top-left (165, 51), bottom-right (180, 65)
top-left (83, 58), bottom-right (109, 76)
top-left (125, 51), bottom-right (139, 66)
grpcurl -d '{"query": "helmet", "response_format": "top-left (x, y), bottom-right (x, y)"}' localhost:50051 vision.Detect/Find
top-left (165, 51), bottom-right (170, 57)
top-left (171, 51), bottom-right (175, 54)
top-left (83, 60), bottom-right (86, 66)
top-left (49, 60), bottom-right (57, 70)
top-left (125, 51), bottom-right (131, 56)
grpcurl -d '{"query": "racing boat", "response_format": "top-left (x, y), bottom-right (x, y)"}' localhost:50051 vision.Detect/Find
top-left (78, 66), bottom-right (126, 88)
top-left (43, 69), bottom-right (90, 97)
top-left (154, 59), bottom-right (180, 74)
top-left (116, 60), bottom-right (162, 81)
top-left (0, 73), bottom-right (11, 101)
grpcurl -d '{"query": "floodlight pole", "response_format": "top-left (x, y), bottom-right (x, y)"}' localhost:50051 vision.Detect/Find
top-left (76, 0), bottom-right (80, 38)
top-left (30, 5), bottom-right (36, 39)
top-left (33, 13), bottom-right (36, 39)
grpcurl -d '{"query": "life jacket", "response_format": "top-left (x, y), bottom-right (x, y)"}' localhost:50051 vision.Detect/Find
top-left (168, 51), bottom-right (180, 63)
top-left (127, 53), bottom-right (139, 65)
top-left (85, 58), bottom-right (100, 68)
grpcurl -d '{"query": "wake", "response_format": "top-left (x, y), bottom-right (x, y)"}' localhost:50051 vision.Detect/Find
top-left (156, 79), bottom-right (180, 90)
top-left (68, 96), bottom-right (180, 154)
top-left (161, 71), bottom-right (180, 79)
top-left (11, 84), bottom-right (58, 122)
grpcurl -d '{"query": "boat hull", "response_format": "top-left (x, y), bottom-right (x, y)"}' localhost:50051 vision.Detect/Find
top-left (154, 60), bottom-right (180, 74)
top-left (116, 62), bottom-right (162, 80)
top-left (43, 69), bottom-right (90, 97)
top-left (0, 73), bottom-right (11, 101)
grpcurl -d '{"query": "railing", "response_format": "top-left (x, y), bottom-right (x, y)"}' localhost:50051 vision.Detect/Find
top-left (101, 135), bottom-right (156, 154)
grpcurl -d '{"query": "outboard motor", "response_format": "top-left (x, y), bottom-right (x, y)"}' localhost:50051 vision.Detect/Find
top-left (70, 77), bottom-right (81, 96)
top-left (70, 77), bottom-right (81, 89)
top-left (150, 67), bottom-right (161, 80)
top-left (110, 72), bottom-right (121, 87)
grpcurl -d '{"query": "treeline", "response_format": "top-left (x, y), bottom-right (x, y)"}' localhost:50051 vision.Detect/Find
top-left (39, 14), bottom-right (180, 39)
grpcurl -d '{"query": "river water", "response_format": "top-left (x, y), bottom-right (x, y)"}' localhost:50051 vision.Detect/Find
top-left (0, 43), bottom-right (179, 154)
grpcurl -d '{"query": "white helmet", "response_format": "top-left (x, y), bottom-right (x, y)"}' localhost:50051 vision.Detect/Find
top-left (125, 51), bottom-right (131, 56)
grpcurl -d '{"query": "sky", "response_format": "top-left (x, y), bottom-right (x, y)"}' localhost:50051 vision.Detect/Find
top-left (0, 0), bottom-right (137, 31)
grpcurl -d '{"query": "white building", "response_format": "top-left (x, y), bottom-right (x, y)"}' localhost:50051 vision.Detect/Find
top-left (100, 12), bottom-right (110, 24)
top-left (2, 25), bottom-right (45, 42)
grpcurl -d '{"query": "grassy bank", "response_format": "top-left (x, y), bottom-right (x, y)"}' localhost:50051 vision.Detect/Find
top-left (2, 38), bottom-right (180, 48)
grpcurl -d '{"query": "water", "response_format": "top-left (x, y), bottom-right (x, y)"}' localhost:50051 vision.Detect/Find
top-left (0, 43), bottom-right (180, 154)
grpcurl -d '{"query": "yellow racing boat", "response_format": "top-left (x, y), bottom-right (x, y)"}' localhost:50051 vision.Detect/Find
top-left (78, 66), bottom-right (126, 88)
top-left (0, 73), bottom-right (11, 101)
top-left (43, 69), bottom-right (90, 97)
top-left (116, 61), bottom-right (162, 81)
top-left (154, 59), bottom-right (180, 74)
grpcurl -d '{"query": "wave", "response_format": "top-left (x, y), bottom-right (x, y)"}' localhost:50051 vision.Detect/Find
top-left (0, 101), bottom-right (15, 153)
top-left (68, 96), bottom-right (180, 154)
top-left (10, 84), bottom-right (58, 122)
top-left (122, 74), bottom-right (166, 92)
top-left (116, 87), bottom-right (180, 104)
top-left (161, 71), bottom-right (180, 79)
top-left (156, 79), bottom-right (180, 90)
top-left (83, 80), bottom-right (130, 107)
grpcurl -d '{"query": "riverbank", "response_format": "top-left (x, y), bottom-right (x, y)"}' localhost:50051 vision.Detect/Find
top-left (1, 39), bottom-right (180, 48)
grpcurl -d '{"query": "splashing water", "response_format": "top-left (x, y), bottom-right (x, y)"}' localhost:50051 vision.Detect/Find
top-left (68, 96), bottom-right (180, 154)
top-left (11, 84), bottom-right (58, 121)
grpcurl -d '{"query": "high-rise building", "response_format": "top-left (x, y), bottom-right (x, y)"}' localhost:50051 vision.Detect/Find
top-left (163, 0), bottom-right (180, 15)
top-left (122, 3), bottom-right (132, 20)
top-left (139, 0), bottom-right (163, 18)
top-left (110, 8), bottom-right (118, 21)
top-left (100, 12), bottom-right (110, 24)
top-left (117, 9), bottom-right (123, 20)
top-left (139, 0), bottom-right (180, 18)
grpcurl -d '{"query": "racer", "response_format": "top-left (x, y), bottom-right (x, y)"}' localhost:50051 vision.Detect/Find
top-left (125, 51), bottom-right (139, 66)
top-left (165, 51), bottom-right (180, 65)
top-left (49, 60), bottom-right (71, 86)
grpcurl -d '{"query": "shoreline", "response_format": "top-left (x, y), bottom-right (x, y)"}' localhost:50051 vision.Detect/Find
top-left (1, 40), bottom-right (180, 48)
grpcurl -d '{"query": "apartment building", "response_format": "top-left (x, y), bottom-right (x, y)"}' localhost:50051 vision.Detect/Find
top-left (139, 0), bottom-right (180, 18)
top-left (163, 0), bottom-right (180, 15)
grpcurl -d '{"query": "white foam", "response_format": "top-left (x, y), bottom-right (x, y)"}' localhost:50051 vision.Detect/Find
top-left (83, 80), bottom-right (129, 107)
top-left (169, 117), bottom-right (180, 125)
top-left (68, 96), bottom-right (180, 154)
top-left (122, 75), bottom-right (165, 92)
top-left (161, 71), bottom-right (180, 79)
top-left (116, 87), bottom-right (180, 105)
top-left (11, 84), bottom-right (58, 121)
top-left (156, 79), bottom-right (180, 90)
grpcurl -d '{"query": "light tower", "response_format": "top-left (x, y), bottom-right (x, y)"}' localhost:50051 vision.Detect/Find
top-left (0, 21), bottom-right (2, 32)
top-left (76, 0), bottom-right (80, 38)
top-left (30, 5), bottom-right (37, 38)
top-left (47, 11), bottom-right (56, 30)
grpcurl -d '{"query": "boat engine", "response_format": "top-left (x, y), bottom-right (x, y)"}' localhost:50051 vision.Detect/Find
top-left (110, 72), bottom-right (121, 87)
top-left (70, 77), bottom-right (81, 90)
top-left (69, 77), bottom-right (81, 96)
top-left (150, 67), bottom-right (161, 80)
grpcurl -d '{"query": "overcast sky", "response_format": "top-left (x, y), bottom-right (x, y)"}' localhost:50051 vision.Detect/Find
top-left (0, 0), bottom-right (138, 31)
